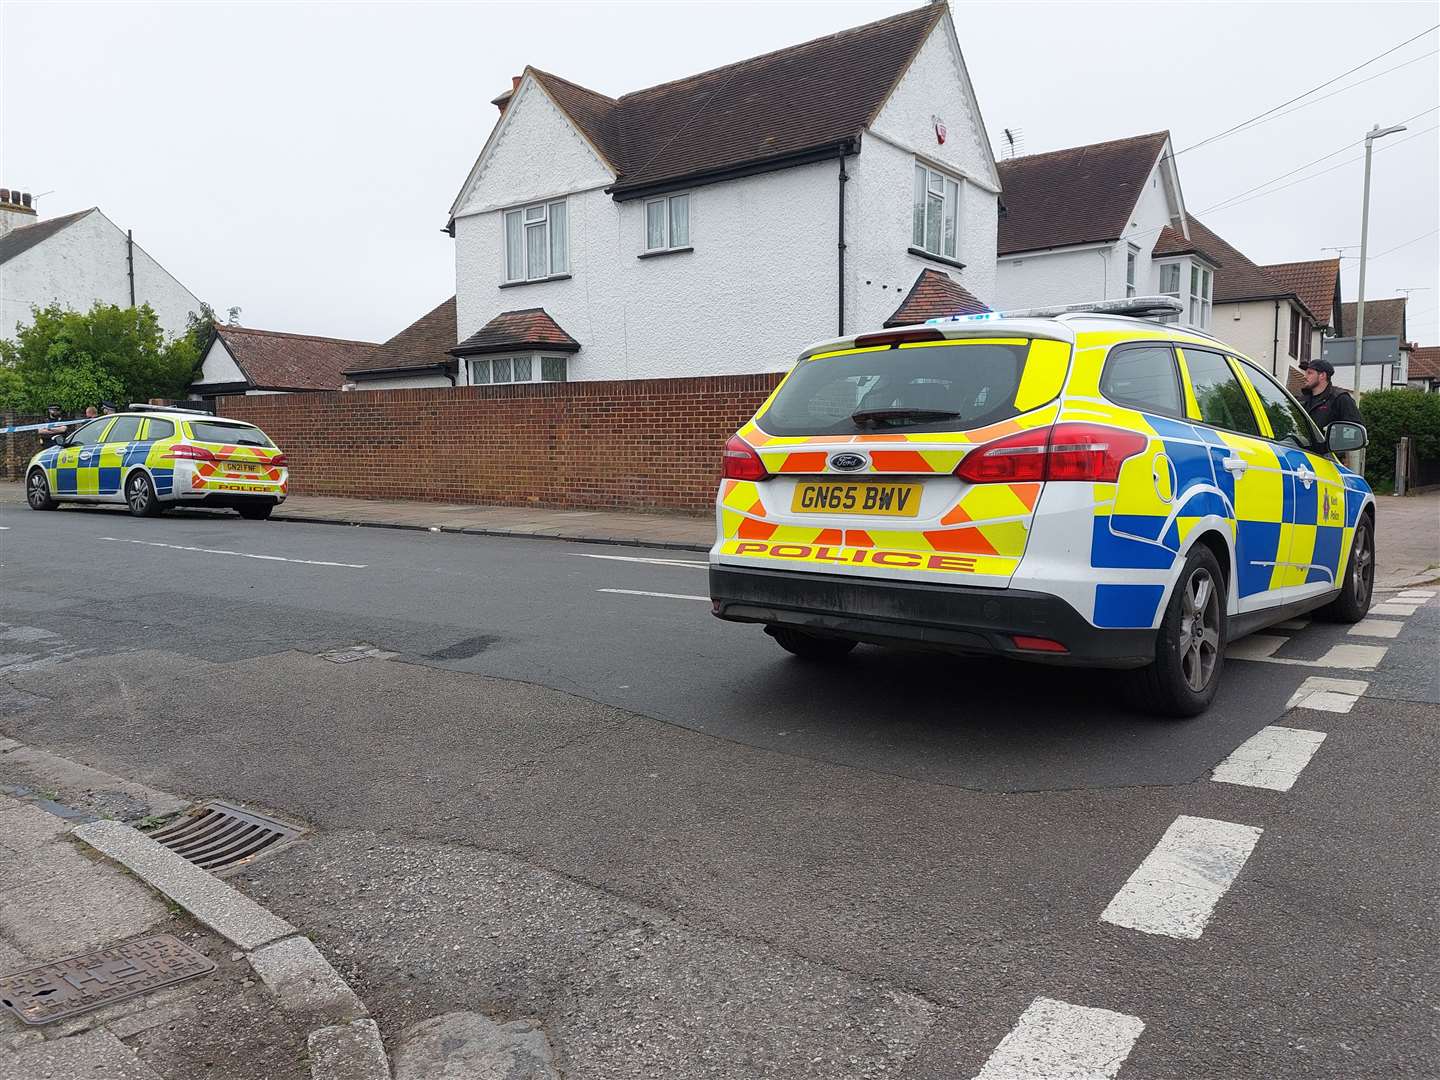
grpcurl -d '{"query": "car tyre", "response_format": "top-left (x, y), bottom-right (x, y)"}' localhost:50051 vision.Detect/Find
top-left (767, 626), bottom-right (858, 661)
top-left (1129, 545), bottom-right (1226, 718)
top-left (125, 471), bottom-right (162, 518)
top-left (1316, 513), bottom-right (1374, 623)
top-left (26, 468), bottom-right (58, 510)
top-left (236, 502), bottom-right (273, 521)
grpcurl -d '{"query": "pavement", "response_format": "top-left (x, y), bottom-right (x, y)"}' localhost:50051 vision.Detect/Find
top-left (0, 486), bottom-right (1436, 1078)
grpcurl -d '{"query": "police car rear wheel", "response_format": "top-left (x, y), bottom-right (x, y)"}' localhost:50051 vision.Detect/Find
top-left (236, 502), bottom-right (273, 520)
top-left (1129, 546), bottom-right (1226, 718)
top-left (125, 472), bottom-right (161, 518)
top-left (26, 469), bottom-right (57, 510)
top-left (1318, 514), bottom-right (1374, 623)
top-left (767, 626), bottom-right (858, 661)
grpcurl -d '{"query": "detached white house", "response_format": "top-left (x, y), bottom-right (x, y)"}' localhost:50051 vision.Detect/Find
top-left (0, 190), bottom-right (201, 340)
top-left (362, 2), bottom-right (1000, 388)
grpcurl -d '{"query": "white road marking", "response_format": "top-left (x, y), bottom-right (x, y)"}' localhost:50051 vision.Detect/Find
top-left (1212, 726), bottom-right (1327, 791)
top-left (971, 996), bottom-right (1145, 1080)
top-left (1101, 815), bottom-right (1262, 940)
top-left (1274, 618), bottom-right (1310, 631)
top-left (1395, 590), bottom-right (1436, 600)
top-left (1348, 618), bottom-right (1403, 638)
top-left (1370, 602), bottom-right (1421, 617)
top-left (1228, 635), bottom-right (1386, 670)
top-left (0, 525), bottom-right (10, 530)
top-left (573, 553), bottom-right (708, 569)
top-left (1286, 676), bottom-right (1369, 713)
top-left (598, 588), bottom-right (709, 602)
top-left (100, 536), bottom-right (366, 568)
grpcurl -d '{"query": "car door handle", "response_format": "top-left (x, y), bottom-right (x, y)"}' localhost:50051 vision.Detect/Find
top-left (1295, 466), bottom-right (1315, 488)
top-left (1222, 456), bottom-right (1247, 475)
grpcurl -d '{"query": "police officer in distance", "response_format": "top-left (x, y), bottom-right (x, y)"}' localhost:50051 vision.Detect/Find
top-left (37, 404), bottom-right (69, 448)
top-left (1298, 357), bottom-right (1361, 429)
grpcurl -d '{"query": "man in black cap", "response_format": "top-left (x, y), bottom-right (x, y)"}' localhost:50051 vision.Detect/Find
top-left (37, 404), bottom-right (69, 448)
top-left (1298, 358), bottom-right (1361, 430)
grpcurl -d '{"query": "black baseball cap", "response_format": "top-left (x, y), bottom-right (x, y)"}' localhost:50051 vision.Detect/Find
top-left (1300, 358), bottom-right (1335, 375)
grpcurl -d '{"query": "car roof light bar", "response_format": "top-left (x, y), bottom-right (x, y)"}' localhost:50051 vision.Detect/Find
top-left (927, 296), bottom-right (1185, 324)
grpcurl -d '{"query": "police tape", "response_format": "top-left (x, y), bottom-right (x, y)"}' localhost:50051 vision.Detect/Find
top-left (0, 418), bottom-right (91, 434)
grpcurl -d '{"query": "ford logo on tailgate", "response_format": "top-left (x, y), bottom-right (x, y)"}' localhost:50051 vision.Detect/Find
top-left (828, 452), bottom-right (868, 472)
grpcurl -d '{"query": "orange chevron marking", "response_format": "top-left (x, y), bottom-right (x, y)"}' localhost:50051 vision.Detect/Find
top-left (777, 452), bottom-right (828, 473)
top-left (924, 527), bottom-right (999, 555)
top-left (738, 518), bottom-right (778, 540)
top-left (870, 450), bottom-right (933, 472)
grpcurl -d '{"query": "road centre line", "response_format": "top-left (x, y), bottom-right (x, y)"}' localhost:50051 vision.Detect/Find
top-left (1348, 618), bottom-right (1403, 638)
top-left (1286, 675), bottom-right (1370, 713)
top-left (597, 588), bottom-right (709, 602)
top-left (1101, 815), bottom-right (1262, 940)
top-left (970, 996), bottom-right (1145, 1080)
top-left (1212, 726), bottom-right (1327, 791)
top-left (99, 536), bottom-right (366, 568)
top-left (572, 553), bottom-right (708, 569)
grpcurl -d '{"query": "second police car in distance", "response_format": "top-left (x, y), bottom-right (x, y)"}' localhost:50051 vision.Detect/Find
top-left (25, 404), bottom-right (288, 520)
top-left (708, 297), bottom-right (1375, 717)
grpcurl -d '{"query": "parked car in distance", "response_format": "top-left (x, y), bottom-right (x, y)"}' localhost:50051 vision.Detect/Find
top-left (708, 297), bottom-right (1375, 717)
top-left (25, 405), bottom-right (288, 520)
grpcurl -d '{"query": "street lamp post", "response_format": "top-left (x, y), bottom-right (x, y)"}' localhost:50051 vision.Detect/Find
top-left (1352, 122), bottom-right (1407, 394)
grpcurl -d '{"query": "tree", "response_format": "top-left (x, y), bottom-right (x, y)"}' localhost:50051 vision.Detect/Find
top-left (0, 302), bottom-right (200, 413)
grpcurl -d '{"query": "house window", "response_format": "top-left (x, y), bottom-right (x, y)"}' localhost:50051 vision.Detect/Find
top-left (1126, 245), bottom-right (1139, 297)
top-left (503, 200), bottom-right (568, 282)
top-left (1188, 264), bottom-right (1212, 329)
top-left (912, 163), bottom-right (960, 260)
top-left (644, 194), bottom-right (690, 251)
top-left (1288, 309), bottom-right (1300, 358)
top-left (470, 354), bottom-right (569, 385)
top-left (1301, 318), bottom-right (1312, 363)
top-left (1157, 262), bottom-right (1182, 324)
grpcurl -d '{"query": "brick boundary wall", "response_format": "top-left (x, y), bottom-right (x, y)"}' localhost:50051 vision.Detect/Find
top-left (2, 415), bottom-right (44, 482)
top-left (219, 373), bottom-right (785, 514)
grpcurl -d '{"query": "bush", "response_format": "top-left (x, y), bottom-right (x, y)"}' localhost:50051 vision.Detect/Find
top-left (1357, 388), bottom-right (1440, 490)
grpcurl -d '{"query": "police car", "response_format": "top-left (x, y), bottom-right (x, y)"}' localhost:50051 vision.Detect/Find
top-left (708, 297), bottom-right (1375, 716)
top-left (25, 405), bottom-right (287, 520)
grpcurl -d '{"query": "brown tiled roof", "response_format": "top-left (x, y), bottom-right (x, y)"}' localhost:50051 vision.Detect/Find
top-left (1152, 225), bottom-right (1214, 261)
top-left (884, 268), bottom-right (989, 326)
top-left (347, 296), bottom-right (458, 376)
top-left (1408, 346), bottom-right (1440, 379)
top-left (1261, 259), bottom-right (1340, 329)
top-left (526, 5), bottom-right (944, 198)
top-left (1180, 217), bottom-right (1317, 315)
top-left (996, 132), bottom-right (1170, 256)
top-left (209, 325), bottom-right (384, 391)
top-left (0, 208), bottom-right (95, 265)
top-left (1338, 298), bottom-right (1407, 342)
top-left (451, 308), bottom-right (580, 356)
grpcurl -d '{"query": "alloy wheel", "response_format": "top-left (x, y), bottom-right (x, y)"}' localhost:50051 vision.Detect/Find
top-left (127, 475), bottom-right (150, 514)
top-left (1177, 567), bottom-right (1220, 692)
top-left (27, 471), bottom-right (48, 508)
top-left (1352, 524), bottom-right (1374, 608)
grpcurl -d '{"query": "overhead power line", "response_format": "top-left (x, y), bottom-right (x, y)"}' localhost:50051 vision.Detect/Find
top-left (1367, 228), bottom-right (1440, 262)
top-left (1171, 22), bottom-right (1438, 158)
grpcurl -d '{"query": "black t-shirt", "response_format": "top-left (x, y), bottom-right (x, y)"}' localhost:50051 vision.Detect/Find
top-left (1300, 384), bottom-right (1361, 428)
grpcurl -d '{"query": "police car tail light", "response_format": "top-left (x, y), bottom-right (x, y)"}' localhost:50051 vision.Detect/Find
top-left (722, 435), bottom-right (770, 482)
top-left (163, 444), bottom-right (219, 463)
top-left (955, 423), bottom-right (1146, 484)
top-left (269, 453), bottom-right (288, 467)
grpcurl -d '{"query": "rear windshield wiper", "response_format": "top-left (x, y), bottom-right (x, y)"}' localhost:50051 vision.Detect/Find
top-left (851, 408), bottom-right (962, 427)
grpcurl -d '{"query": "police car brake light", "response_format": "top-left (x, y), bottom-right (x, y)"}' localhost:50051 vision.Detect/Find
top-left (722, 435), bottom-right (769, 482)
top-left (955, 423), bottom-right (1147, 484)
top-left (853, 328), bottom-right (946, 349)
top-left (163, 444), bottom-right (219, 462)
top-left (269, 453), bottom-right (288, 467)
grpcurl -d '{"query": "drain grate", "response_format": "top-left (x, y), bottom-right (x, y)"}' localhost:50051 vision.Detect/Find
top-left (148, 800), bottom-right (304, 873)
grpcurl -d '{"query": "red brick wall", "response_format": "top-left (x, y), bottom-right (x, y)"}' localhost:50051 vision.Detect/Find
top-left (220, 374), bottom-right (784, 513)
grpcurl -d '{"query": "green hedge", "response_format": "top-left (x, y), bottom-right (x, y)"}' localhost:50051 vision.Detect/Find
top-left (1357, 389), bottom-right (1440, 490)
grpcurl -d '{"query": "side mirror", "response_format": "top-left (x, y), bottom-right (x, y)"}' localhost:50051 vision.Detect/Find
top-left (1327, 420), bottom-right (1367, 454)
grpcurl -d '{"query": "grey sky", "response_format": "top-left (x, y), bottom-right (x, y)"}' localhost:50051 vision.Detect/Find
top-left (4, 1), bottom-right (1436, 344)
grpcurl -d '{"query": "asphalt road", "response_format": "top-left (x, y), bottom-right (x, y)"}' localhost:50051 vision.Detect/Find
top-left (1, 501), bottom-right (1436, 1079)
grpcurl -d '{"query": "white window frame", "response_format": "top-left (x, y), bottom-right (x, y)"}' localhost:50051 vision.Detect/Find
top-left (469, 353), bottom-right (569, 386)
top-left (643, 193), bottom-right (690, 252)
top-left (912, 162), bottom-right (961, 261)
top-left (1157, 261), bottom-right (1182, 324)
top-left (1188, 264), bottom-right (1213, 329)
top-left (503, 199), bottom-right (569, 283)
top-left (1125, 244), bottom-right (1139, 298)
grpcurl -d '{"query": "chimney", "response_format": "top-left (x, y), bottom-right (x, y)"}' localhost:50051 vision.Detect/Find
top-left (0, 188), bottom-right (38, 237)
top-left (490, 74), bottom-right (524, 115)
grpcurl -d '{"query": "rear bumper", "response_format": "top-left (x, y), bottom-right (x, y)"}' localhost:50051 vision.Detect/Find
top-left (709, 564), bottom-right (1155, 668)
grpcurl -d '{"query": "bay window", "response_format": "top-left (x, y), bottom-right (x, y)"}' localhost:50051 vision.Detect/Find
top-left (504, 199), bottom-right (568, 282)
top-left (1188, 264), bottom-right (1213, 329)
top-left (912, 163), bottom-right (960, 260)
top-left (470, 354), bottom-right (569, 385)
top-left (1126, 244), bottom-right (1138, 297)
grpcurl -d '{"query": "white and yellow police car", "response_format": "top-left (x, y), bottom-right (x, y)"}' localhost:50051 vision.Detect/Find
top-left (709, 297), bottom-right (1375, 716)
top-left (25, 405), bottom-right (288, 520)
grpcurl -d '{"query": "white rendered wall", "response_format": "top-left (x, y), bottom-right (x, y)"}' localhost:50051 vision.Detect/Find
top-left (996, 244), bottom-right (1114, 310)
top-left (348, 374), bottom-right (453, 390)
top-left (196, 338), bottom-right (246, 384)
top-left (0, 210), bottom-right (201, 340)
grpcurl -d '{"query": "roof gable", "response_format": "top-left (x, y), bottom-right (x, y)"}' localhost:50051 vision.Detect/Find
top-left (1177, 216), bottom-right (1313, 314)
top-left (1261, 259), bottom-right (1340, 328)
top-left (996, 132), bottom-right (1170, 255)
top-left (0, 208), bottom-right (97, 266)
top-left (213, 325), bottom-right (384, 391)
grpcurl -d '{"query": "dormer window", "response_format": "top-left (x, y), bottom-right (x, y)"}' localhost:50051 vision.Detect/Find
top-left (504, 199), bottom-right (568, 282)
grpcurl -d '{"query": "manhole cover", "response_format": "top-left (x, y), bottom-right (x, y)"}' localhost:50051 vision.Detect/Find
top-left (0, 934), bottom-right (214, 1025)
top-left (148, 800), bottom-right (304, 873)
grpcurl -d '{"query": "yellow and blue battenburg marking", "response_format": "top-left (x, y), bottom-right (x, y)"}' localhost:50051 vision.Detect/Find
top-left (33, 440), bottom-right (176, 497)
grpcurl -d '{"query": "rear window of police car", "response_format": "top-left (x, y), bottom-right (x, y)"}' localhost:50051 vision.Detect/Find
top-left (760, 342), bottom-right (1029, 436)
top-left (186, 420), bottom-right (274, 447)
